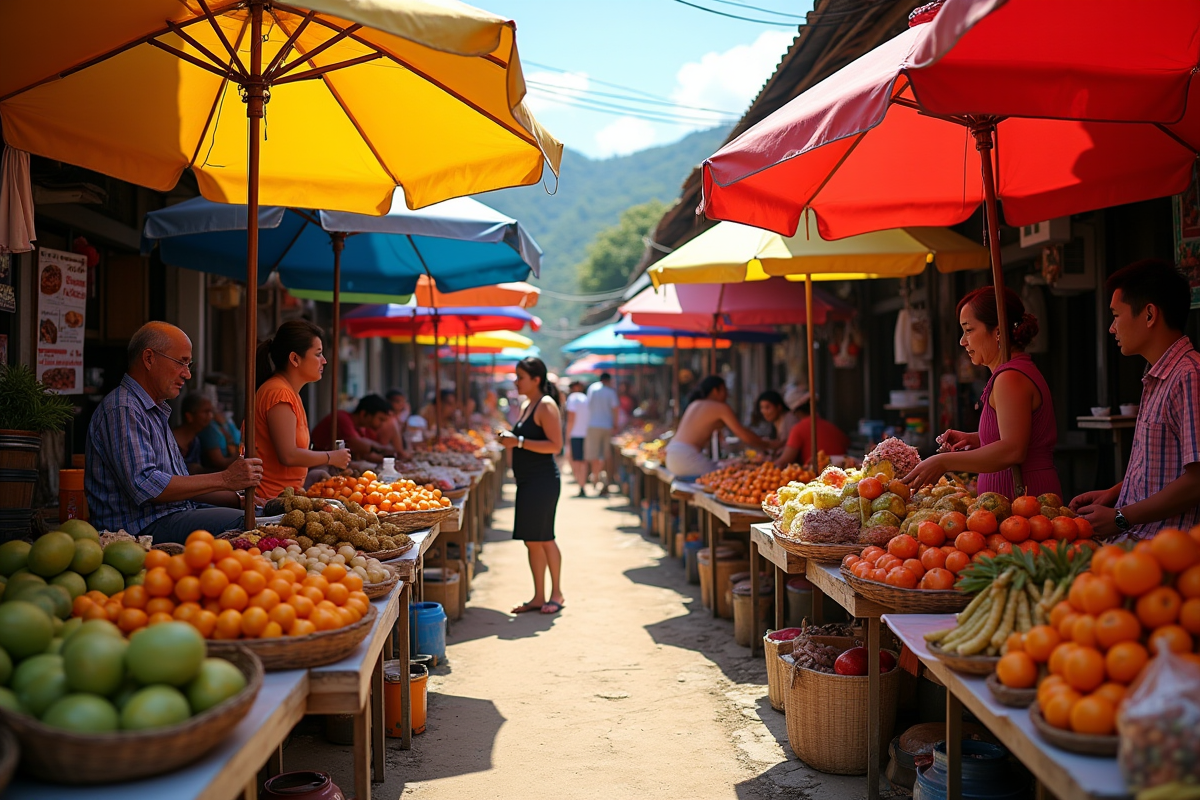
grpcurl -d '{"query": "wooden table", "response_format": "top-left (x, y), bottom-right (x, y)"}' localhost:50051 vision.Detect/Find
top-left (690, 491), bottom-right (770, 618)
top-left (638, 459), bottom-right (661, 536)
top-left (1076, 414), bottom-right (1137, 478)
top-left (748, 522), bottom-right (807, 652)
top-left (652, 465), bottom-right (677, 555)
top-left (308, 578), bottom-right (403, 800)
top-left (430, 493), bottom-right (469, 610)
top-left (7, 669), bottom-right (310, 800)
top-left (885, 614), bottom-right (1130, 800)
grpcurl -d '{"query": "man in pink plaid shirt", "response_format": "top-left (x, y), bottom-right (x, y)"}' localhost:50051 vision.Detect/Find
top-left (1073, 260), bottom-right (1200, 539)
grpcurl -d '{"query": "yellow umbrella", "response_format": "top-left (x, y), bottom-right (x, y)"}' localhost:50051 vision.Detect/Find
top-left (388, 330), bottom-right (533, 350)
top-left (0, 0), bottom-right (561, 523)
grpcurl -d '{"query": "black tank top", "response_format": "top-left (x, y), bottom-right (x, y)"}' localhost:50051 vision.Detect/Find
top-left (512, 398), bottom-right (559, 479)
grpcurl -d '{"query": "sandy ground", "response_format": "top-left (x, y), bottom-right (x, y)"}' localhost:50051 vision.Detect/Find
top-left (286, 471), bottom-right (867, 800)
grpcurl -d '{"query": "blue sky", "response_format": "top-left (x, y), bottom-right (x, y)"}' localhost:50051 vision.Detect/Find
top-left (474, 0), bottom-right (811, 159)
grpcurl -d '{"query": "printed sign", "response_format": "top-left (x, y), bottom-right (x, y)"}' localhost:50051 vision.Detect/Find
top-left (35, 247), bottom-right (87, 394)
top-left (1171, 165), bottom-right (1200, 308)
top-left (0, 252), bottom-right (13, 313)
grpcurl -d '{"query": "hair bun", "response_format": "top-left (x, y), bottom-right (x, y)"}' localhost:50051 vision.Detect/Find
top-left (1010, 311), bottom-right (1039, 349)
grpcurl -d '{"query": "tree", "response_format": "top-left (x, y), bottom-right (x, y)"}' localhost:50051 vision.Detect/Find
top-left (576, 199), bottom-right (667, 294)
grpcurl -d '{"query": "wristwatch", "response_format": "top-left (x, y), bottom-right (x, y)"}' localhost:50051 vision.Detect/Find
top-left (518, 436), bottom-right (525, 449)
top-left (1114, 508), bottom-right (1130, 532)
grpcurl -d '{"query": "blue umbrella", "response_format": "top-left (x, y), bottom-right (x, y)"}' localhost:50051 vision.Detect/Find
top-left (611, 315), bottom-right (784, 344)
top-left (561, 323), bottom-right (666, 355)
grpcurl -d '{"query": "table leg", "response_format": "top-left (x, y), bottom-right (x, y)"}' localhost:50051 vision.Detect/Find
top-left (774, 565), bottom-right (786, 629)
top-left (749, 542), bottom-right (761, 656)
top-left (810, 581), bottom-right (825, 626)
top-left (400, 582), bottom-right (412, 751)
top-left (242, 782), bottom-right (258, 800)
top-left (267, 743), bottom-right (283, 778)
top-left (707, 513), bottom-right (718, 619)
top-left (946, 688), bottom-right (963, 800)
top-left (660, 482), bottom-right (670, 551)
top-left (867, 617), bottom-right (880, 800)
top-left (353, 705), bottom-right (371, 800)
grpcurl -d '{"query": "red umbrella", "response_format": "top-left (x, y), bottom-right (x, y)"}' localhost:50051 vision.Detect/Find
top-left (620, 279), bottom-right (854, 330)
top-left (701, 0), bottom-right (1200, 359)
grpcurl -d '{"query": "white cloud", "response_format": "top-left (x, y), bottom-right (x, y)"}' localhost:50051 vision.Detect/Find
top-left (593, 117), bottom-right (659, 159)
top-left (669, 30), bottom-right (794, 130)
top-left (523, 70), bottom-right (590, 115)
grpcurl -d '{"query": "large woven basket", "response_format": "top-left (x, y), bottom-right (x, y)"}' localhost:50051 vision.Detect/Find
top-left (363, 565), bottom-right (400, 599)
top-left (927, 642), bottom-right (1000, 675)
top-left (775, 537), bottom-right (863, 564)
top-left (378, 506), bottom-right (457, 534)
top-left (207, 606), bottom-right (376, 670)
top-left (370, 540), bottom-right (416, 562)
top-left (783, 651), bottom-right (900, 775)
top-left (0, 647), bottom-right (262, 784)
top-left (840, 567), bottom-right (972, 613)
top-left (764, 633), bottom-right (800, 712)
top-left (442, 486), bottom-right (470, 500)
top-left (0, 724), bottom-right (16, 795)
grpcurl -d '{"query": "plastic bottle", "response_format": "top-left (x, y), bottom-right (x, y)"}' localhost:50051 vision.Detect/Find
top-left (379, 457), bottom-right (400, 483)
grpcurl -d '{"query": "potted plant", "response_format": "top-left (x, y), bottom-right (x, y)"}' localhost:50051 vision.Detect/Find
top-left (0, 365), bottom-right (74, 520)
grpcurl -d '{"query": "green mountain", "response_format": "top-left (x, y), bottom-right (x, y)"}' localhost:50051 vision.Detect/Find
top-left (481, 125), bottom-right (731, 363)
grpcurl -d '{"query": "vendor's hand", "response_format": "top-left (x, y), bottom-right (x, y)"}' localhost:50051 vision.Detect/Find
top-left (936, 429), bottom-right (973, 452)
top-left (327, 449), bottom-right (352, 469)
top-left (497, 431), bottom-right (518, 450)
top-left (1069, 488), bottom-right (1117, 512)
top-left (222, 457), bottom-right (263, 490)
top-left (1078, 504), bottom-right (1120, 538)
top-left (902, 453), bottom-right (948, 491)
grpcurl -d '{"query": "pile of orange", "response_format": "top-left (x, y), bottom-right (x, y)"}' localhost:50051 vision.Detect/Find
top-left (996, 527), bottom-right (1200, 736)
top-left (71, 530), bottom-right (372, 639)
top-left (306, 471), bottom-right (452, 514)
top-left (708, 462), bottom-right (815, 505)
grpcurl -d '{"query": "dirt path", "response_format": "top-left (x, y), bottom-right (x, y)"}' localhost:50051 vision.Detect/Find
top-left (287, 475), bottom-right (864, 800)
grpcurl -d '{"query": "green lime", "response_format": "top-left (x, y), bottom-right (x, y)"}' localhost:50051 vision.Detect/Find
top-left (0, 541), bottom-right (31, 576)
top-left (102, 541), bottom-right (145, 577)
top-left (68, 539), bottom-right (103, 576)
top-left (0, 687), bottom-right (22, 713)
top-left (27, 532), bottom-right (75, 577)
top-left (120, 686), bottom-right (191, 730)
top-left (63, 633), bottom-right (127, 696)
top-left (62, 618), bottom-right (120, 650)
top-left (125, 570), bottom-right (145, 587)
top-left (0, 601), bottom-right (54, 660)
top-left (42, 693), bottom-right (119, 733)
top-left (10, 654), bottom-right (63, 694)
top-left (56, 519), bottom-right (100, 543)
top-left (0, 647), bottom-right (10, 685)
top-left (126, 622), bottom-right (205, 687)
top-left (19, 666), bottom-right (68, 717)
top-left (85, 564), bottom-right (125, 597)
top-left (186, 658), bottom-right (246, 713)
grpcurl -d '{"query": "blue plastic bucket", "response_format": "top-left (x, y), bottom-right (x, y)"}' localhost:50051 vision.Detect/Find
top-left (410, 601), bottom-right (447, 661)
top-left (684, 538), bottom-right (704, 584)
top-left (913, 740), bottom-right (1025, 800)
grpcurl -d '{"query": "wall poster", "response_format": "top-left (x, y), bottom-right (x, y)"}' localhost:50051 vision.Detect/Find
top-left (1171, 163), bottom-right (1200, 308)
top-left (36, 247), bottom-right (87, 394)
top-left (0, 252), bottom-right (14, 313)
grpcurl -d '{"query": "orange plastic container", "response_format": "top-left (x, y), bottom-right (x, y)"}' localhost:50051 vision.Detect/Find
top-left (384, 660), bottom-right (427, 737)
top-left (58, 468), bottom-right (88, 521)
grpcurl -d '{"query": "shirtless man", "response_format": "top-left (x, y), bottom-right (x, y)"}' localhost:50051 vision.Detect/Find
top-left (664, 376), bottom-right (768, 479)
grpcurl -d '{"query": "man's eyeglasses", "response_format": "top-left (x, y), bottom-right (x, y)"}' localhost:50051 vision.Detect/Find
top-left (151, 350), bottom-right (193, 372)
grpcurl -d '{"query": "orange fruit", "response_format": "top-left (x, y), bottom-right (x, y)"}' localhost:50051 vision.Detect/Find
top-left (145, 597), bottom-right (176, 616)
top-left (346, 597), bottom-right (369, 617)
top-left (269, 603), bottom-right (297, 631)
top-left (918, 522), bottom-right (947, 547)
top-left (885, 567), bottom-right (919, 589)
top-left (1070, 695), bottom-right (1116, 735)
top-left (174, 575), bottom-right (202, 603)
top-left (1051, 516), bottom-right (1079, 542)
top-left (184, 540), bottom-right (214, 570)
top-left (335, 607), bottom-right (358, 626)
top-left (186, 530), bottom-right (215, 546)
top-left (173, 601), bottom-right (202, 623)
top-left (1064, 646), bottom-right (1106, 692)
top-left (219, 583), bottom-right (249, 611)
top-left (966, 510), bottom-right (998, 535)
top-left (1177, 564), bottom-right (1200, 599)
top-left (288, 594), bottom-right (315, 619)
top-left (348, 591), bottom-right (370, 607)
top-left (1023, 625), bottom-right (1061, 662)
top-left (144, 567), bottom-right (174, 598)
top-left (1028, 515), bottom-right (1053, 542)
top-left (1081, 575), bottom-right (1123, 615)
top-left (1068, 573), bottom-right (1093, 611)
top-left (83, 603), bottom-right (109, 621)
top-left (903, 558), bottom-right (927, 580)
top-left (240, 606), bottom-right (270, 638)
top-left (1150, 528), bottom-right (1200, 573)
top-left (72, 595), bottom-right (95, 617)
top-left (211, 538), bottom-right (234, 561)
top-left (1148, 624), bottom-right (1193, 655)
top-left (1057, 612), bottom-right (1082, 640)
top-left (238, 569), bottom-right (266, 596)
top-left (193, 609), bottom-right (219, 638)
top-left (1105, 641), bottom-right (1149, 683)
top-left (921, 548), bottom-right (948, 571)
top-left (147, 611), bottom-right (174, 626)
top-left (251, 558), bottom-right (274, 579)
top-left (322, 564), bottom-right (347, 583)
top-left (166, 554), bottom-right (192, 581)
top-left (290, 619), bottom-right (317, 637)
top-left (1071, 614), bottom-right (1097, 648)
top-left (997, 651), bottom-right (1038, 688)
top-left (214, 609), bottom-right (243, 640)
top-left (1179, 597), bottom-right (1200, 634)
top-left (945, 551), bottom-right (971, 574)
top-left (84, 590), bottom-right (108, 605)
top-left (122, 584), bottom-right (148, 610)
top-left (268, 579), bottom-right (295, 601)
top-left (955, 530), bottom-right (986, 555)
top-left (1136, 586), bottom-right (1182, 628)
top-left (1037, 674), bottom-right (1069, 707)
top-left (199, 568), bottom-right (230, 599)
top-left (117, 607), bottom-right (148, 633)
top-left (309, 608), bottom-right (340, 631)
top-left (1049, 642), bottom-right (1079, 676)
top-left (302, 575), bottom-right (331, 595)
top-left (261, 621), bottom-right (284, 638)
top-left (999, 515), bottom-right (1030, 543)
top-left (1112, 552), bottom-right (1163, 597)
top-left (216, 557), bottom-right (243, 582)
top-left (1049, 600), bottom-right (1074, 630)
top-left (203, 599), bottom-right (223, 615)
top-left (1042, 689), bottom-right (1081, 730)
top-left (300, 585), bottom-right (325, 604)
top-left (1094, 608), bottom-right (1141, 650)
top-left (1094, 682), bottom-right (1127, 710)
top-left (230, 549), bottom-right (254, 570)
top-left (325, 582), bottom-right (350, 606)
top-left (144, 549), bottom-right (171, 570)
top-left (1091, 545), bottom-right (1126, 577)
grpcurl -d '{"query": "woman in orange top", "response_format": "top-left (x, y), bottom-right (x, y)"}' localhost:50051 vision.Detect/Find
top-left (254, 320), bottom-right (350, 501)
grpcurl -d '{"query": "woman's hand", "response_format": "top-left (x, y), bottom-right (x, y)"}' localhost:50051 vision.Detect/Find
top-left (902, 453), bottom-right (950, 491)
top-left (936, 429), bottom-right (975, 452)
top-left (327, 448), bottom-right (352, 469)
top-left (497, 431), bottom-right (518, 450)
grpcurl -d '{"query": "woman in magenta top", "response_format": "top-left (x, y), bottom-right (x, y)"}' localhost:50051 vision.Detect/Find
top-left (903, 287), bottom-right (1062, 500)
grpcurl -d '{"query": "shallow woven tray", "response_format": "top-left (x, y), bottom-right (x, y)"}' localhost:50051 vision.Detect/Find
top-left (363, 565), bottom-right (400, 599)
top-left (441, 486), bottom-right (470, 500)
top-left (761, 499), bottom-right (782, 520)
top-left (717, 497), bottom-right (769, 510)
top-left (926, 641), bottom-right (1001, 675)
top-left (0, 725), bottom-right (15, 796)
top-left (1029, 705), bottom-right (1118, 756)
top-left (841, 567), bottom-right (973, 613)
top-left (377, 505), bottom-right (457, 534)
top-left (0, 647), bottom-right (262, 784)
top-left (986, 672), bottom-right (1036, 708)
top-left (365, 539), bottom-right (416, 562)
top-left (152, 542), bottom-right (184, 555)
top-left (207, 606), bottom-right (376, 670)
top-left (774, 534), bottom-right (864, 564)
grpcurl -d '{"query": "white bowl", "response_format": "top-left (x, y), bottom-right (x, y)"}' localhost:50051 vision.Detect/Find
top-left (1090, 406), bottom-right (1111, 417)
top-left (1119, 404), bottom-right (1140, 417)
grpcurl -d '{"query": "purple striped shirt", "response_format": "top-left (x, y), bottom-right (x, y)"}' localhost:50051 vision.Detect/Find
top-left (1116, 336), bottom-right (1200, 538)
top-left (85, 374), bottom-right (194, 533)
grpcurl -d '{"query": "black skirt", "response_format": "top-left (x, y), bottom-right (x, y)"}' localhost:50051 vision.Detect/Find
top-left (512, 467), bottom-right (561, 542)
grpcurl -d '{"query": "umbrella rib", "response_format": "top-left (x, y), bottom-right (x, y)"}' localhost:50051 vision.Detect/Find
top-left (146, 39), bottom-right (238, 80)
top-left (264, 9), bottom-right (316, 76)
top-left (269, 23), bottom-right (363, 80)
top-left (187, 18), bottom-right (250, 169)
top-left (196, 0), bottom-right (249, 77)
top-left (272, 52), bottom-right (384, 85)
top-left (166, 20), bottom-right (247, 81)
top-left (1156, 123), bottom-right (1200, 155)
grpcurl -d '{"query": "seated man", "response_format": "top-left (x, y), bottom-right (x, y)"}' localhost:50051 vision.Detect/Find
top-left (173, 393), bottom-right (214, 474)
top-left (86, 322), bottom-right (263, 543)
top-left (364, 389), bottom-right (410, 461)
top-left (311, 394), bottom-right (394, 466)
top-left (420, 389), bottom-right (458, 432)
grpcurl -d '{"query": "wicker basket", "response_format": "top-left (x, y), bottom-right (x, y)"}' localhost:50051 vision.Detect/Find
top-left (364, 565), bottom-right (400, 599)
top-left (442, 486), bottom-right (470, 500)
top-left (840, 567), bottom-right (972, 613)
top-left (926, 642), bottom-right (1001, 675)
top-left (718, 497), bottom-right (767, 510)
top-left (783, 650), bottom-right (900, 775)
top-left (378, 506), bottom-right (457, 534)
top-left (207, 606), bottom-right (376, 670)
top-left (0, 647), bottom-right (262, 784)
top-left (986, 672), bottom-right (1036, 708)
top-left (774, 535), bottom-right (863, 564)
top-left (152, 542), bottom-right (184, 555)
top-left (764, 632), bottom-right (801, 711)
top-left (1029, 705), bottom-right (1118, 756)
top-left (0, 725), bottom-right (16, 796)
top-left (762, 499), bottom-right (782, 520)
top-left (371, 540), bottom-right (417, 562)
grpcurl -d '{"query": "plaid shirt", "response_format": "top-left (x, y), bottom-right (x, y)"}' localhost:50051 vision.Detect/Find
top-left (1116, 336), bottom-right (1200, 538)
top-left (85, 374), bottom-right (193, 533)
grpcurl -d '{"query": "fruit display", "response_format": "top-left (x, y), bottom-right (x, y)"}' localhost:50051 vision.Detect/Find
top-left (393, 461), bottom-right (472, 491)
top-left (305, 473), bottom-right (452, 512)
top-left (1009, 527), bottom-right (1200, 737)
top-left (408, 449), bottom-right (484, 471)
top-left (268, 487), bottom-right (416, 552)
top-left (703, 461), bottom-right (814, 505)
top-left (72, 530), bottom-right (372, 640)
top-left (263, 542), bottom-right (391, 585)
top-left (0, 607), bottom-right (246, 734)
top-left (777, 622), bottom-right (859, 674)
top-left (417, 431), bottom-right (482, 454)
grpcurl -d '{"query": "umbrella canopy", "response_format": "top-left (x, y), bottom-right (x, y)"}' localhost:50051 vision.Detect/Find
top-left (611, 315), bottom-right (782, 348)
top-left (1, 1), bottom-right (562, 214)
top-left (342, 303), bottom-right (540, 339)
top-left (648, 218), bottom-right (987, 287)
top-left (441, 346), bottom-right (539, 365)
top-left (141, 191), bottom-right (542, 295)
top-left (389, 330), bottom-right (533, 352)
top-left (620, 280), bottom-right (854, 330)
top-left (413, 277), bottom-right (539, 308)
top-left (565, 353), bottom-right (665, 375)
top-left (561, 324), bottom-right (661, 356)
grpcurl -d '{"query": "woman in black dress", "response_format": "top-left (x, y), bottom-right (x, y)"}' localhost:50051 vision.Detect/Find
top-left (499, 357), bottom-right (565, 615)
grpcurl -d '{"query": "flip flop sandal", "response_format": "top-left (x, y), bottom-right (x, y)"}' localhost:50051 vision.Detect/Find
top-left (540, 600), bottom-right (564, 615)
top-left (511, 601), bottom-right (543, 614)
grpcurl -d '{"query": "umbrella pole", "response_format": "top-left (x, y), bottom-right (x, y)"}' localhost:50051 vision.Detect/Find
top-left (971, 121), bottom-right (1011, 363)
top-left (330, 233), bottom-right (344, 445)
top-left (673, 335), bottom-right (681, 424)
top-left (806, 276), bottom-right (818, 472)
top-left (242, 0), bottom-right (265, 530)
top-left (433, 315), bottom-right (442, 439)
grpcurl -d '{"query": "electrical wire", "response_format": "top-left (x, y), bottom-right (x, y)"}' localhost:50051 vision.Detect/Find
top-left (525, 79), bottom-right (741, 116)
top-left (538, 286), bottom-right (635, 302)
top-left (703, 0), bottom-right (809, 18)
top-left (670, 0), bottom-right (801, 25)
top-left (526, 84), bottom-right (739, 125)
